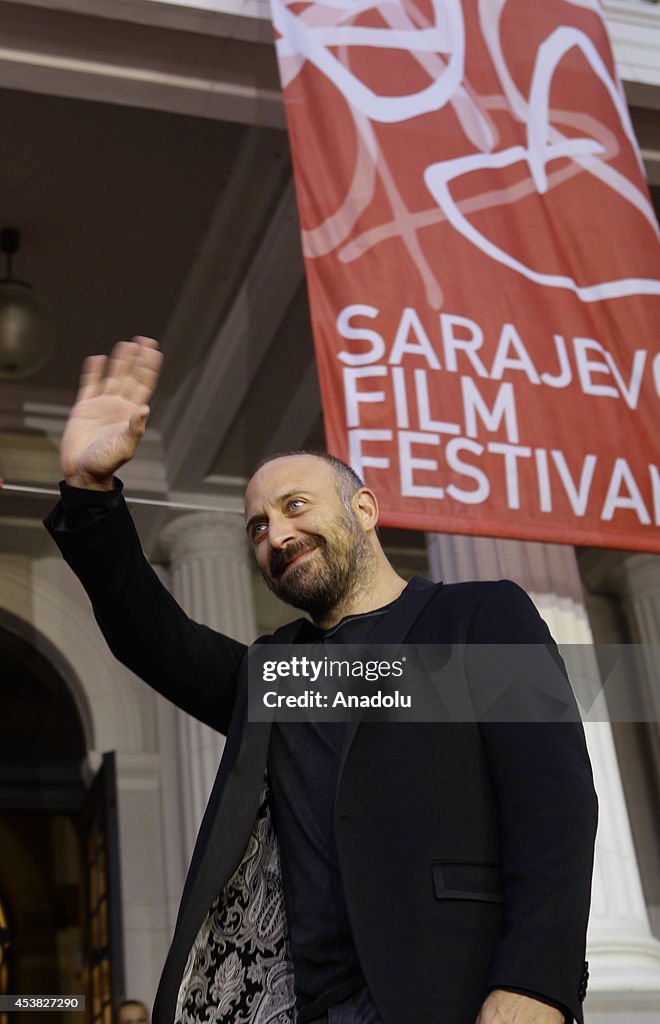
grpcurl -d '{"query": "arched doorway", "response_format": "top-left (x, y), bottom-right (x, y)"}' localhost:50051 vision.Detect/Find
top-left (0, 624), bottom-right (123, 1024)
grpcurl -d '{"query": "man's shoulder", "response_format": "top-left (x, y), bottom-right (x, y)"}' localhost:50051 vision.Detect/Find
top-left (415, 575), bottom-right (529, 603)
top-left (408, 577), bottom-right (542, 643)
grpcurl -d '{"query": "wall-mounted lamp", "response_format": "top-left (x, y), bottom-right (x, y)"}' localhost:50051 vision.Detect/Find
top-left (0, 227), bottom-right (55, 380)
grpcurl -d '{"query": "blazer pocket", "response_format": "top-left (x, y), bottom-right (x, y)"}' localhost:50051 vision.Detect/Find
top-left (432, 862), bottom-right (504, 903)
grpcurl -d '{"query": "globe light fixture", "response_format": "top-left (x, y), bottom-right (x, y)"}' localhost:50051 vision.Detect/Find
top-left (0, 227), bottom-right (56, 380)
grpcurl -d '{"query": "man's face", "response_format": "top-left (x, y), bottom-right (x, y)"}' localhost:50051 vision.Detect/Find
top-left (245, 455), bottom-right (372, 618)
top-left (116, 1005), bottom-right (148, 1024)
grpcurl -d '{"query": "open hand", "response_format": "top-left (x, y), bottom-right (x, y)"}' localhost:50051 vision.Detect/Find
top-left (60, 336), bottom-right (163, 489)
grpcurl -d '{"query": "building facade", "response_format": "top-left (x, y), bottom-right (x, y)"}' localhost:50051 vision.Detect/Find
top-left (0, 1), bottom-right (658, 1021)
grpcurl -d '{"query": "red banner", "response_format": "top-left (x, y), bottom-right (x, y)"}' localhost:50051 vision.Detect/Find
top-left (270, 0), bottom-right (660, 551)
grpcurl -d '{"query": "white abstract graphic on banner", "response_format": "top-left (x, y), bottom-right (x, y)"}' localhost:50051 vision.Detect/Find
top-left (271, 0), bottom-right (660, 305)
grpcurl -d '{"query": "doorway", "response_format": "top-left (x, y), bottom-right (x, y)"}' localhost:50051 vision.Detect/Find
top-left (0, 626), bottom-right (123, 1024)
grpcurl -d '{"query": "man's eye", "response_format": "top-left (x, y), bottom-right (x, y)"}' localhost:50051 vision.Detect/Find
top-left (251, 523), bottom-right (267, 541)
top-left (287, 499), bottom-right (305, 511)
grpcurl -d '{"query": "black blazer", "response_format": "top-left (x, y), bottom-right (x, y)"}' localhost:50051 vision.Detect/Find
top-left (44, 495), bottom-right (598, 1024)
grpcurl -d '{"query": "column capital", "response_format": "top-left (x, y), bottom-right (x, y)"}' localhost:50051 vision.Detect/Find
top-left (579, 550), bottom-right (660, 602)
top-left (159, 511), bottom-right (248, 564)
top-left (158, 510), bottom-right (257, 642)
top-left (426, 532), bottom-right (586, 604)
top-left (618, 554), bottom-right (660, 602)
top-left (577, 548), bottom-right (627, 595)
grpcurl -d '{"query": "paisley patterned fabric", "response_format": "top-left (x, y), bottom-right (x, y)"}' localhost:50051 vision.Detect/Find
top-left (176, 789), bottom-right (296, 1024)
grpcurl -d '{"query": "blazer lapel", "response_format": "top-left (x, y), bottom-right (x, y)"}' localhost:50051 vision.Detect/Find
top-left (270, 617), bottom-right (309, 644)
top-left (170, 619), bottom-right (308, 974)
top-left (368, 576), bottom-right (439, 645)
top-left (336, 576), bottom-right (441, 786)
top-left (242, 582), bottom-right (443, 842)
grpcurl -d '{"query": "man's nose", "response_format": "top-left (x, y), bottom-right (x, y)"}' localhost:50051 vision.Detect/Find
top-left (267, 516), bottom-right (296, 549)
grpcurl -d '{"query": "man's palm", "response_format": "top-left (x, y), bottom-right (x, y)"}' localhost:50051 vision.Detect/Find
top-left (61, 337), bottom-right (163, 487)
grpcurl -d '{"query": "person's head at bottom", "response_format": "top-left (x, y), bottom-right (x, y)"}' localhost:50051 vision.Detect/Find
top-left (116, 1000), bottom-right (149, 1024)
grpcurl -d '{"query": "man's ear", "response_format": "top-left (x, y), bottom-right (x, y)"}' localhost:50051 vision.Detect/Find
top-left (353, 487), bottom-right (379, 531)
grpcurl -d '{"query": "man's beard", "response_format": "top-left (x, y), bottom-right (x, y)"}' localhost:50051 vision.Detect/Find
top-left (261, 508), bottom-right (373, 619)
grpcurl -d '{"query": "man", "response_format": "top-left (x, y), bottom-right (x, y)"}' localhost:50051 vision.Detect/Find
top-left (116, 1000), bottom-right (150, 1024)
top-left (45, 337), bottom-right (597, 1024)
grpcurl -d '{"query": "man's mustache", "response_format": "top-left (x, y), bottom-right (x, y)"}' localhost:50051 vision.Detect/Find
top-left (269, 537), bottom-right (322, 578)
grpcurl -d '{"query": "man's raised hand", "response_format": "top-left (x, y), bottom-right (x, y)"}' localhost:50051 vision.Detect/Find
top-left (60, 336), bottom-right (163, 490)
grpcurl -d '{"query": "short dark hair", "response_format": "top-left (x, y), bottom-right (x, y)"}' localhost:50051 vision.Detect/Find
top-left (116, 1000), bottom-right (148, 1022)
top-left (254, 450), bottom-right (364, 505)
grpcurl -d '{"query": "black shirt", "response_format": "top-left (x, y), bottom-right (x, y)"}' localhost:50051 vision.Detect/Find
top-left (268, 606), bottom-right (396, 1023)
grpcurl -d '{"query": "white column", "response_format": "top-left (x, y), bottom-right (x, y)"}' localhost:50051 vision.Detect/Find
top-left (159, 512), bottom-right (257, 866)
top-left (581, 551), bottom-right (660, 944)
top-left (113, 752), bottom-right (170, 1007)
top-left (615, 555), bottom-right (660, 770)
top-left (426, 534), bottom-right (592, 640)
top-left (426, 534), bottom-right (660, 1022)
top-left (150, 563), bottom-right (190, 937)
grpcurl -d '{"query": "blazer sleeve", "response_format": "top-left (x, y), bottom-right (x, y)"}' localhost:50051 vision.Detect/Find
top-left (43, 488), bottom-right (247, 735)
top-left (465, 579), bottom-right (598, 1024)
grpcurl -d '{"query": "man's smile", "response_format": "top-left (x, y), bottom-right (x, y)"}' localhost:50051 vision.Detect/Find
top-left (282, 548), bottom-right (316, 574)
top-left (270, 540), bottom-right (321, 579)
